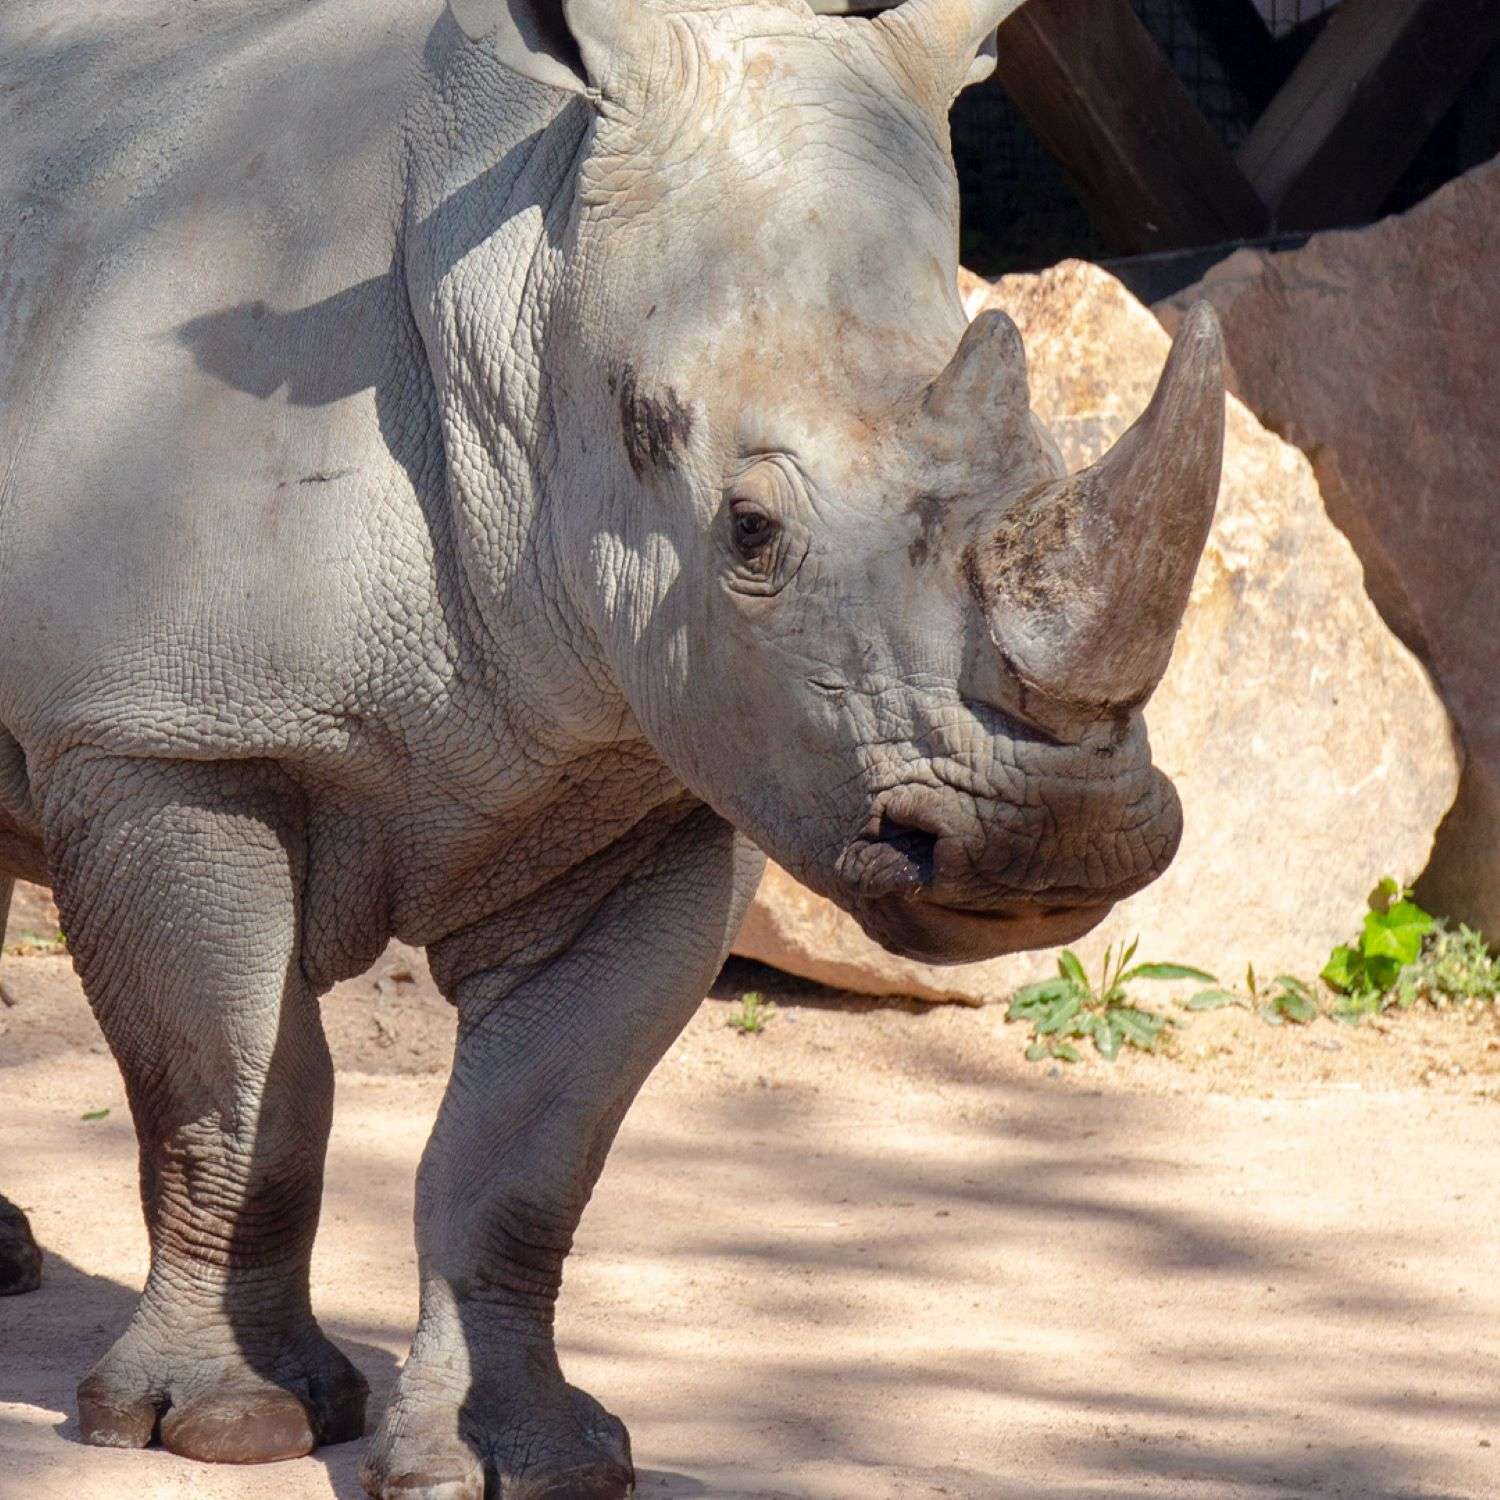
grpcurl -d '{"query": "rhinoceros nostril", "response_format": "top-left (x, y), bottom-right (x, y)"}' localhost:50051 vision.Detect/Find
top-left (869, 815), bottom-right (938, 888)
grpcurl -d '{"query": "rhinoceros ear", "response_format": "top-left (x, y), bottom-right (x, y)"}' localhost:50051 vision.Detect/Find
top-left (877, 0), bottom-right (1030, 97)
top-left (965, 28), bottom-right (998, 87)
top-left (449, 0), bottom-right (642, 98)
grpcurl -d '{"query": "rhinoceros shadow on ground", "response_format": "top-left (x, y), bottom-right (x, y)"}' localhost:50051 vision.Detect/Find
top-left (0, 1047), bottom-right (1488, 1499)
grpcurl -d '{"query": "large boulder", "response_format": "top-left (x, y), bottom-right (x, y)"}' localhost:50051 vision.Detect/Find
top-left (1158, 158), bottom-right (1500, 938)
top-left (733, 260), bottom-right (1460, 1005)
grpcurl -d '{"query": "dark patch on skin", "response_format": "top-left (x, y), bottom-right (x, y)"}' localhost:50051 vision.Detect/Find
top-left (906, 492), bottom-right (944, 566)
top-left (616, 366), bottom-right (693, 479)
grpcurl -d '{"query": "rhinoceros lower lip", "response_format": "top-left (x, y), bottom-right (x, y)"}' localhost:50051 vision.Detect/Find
top-left (863, 894), bottom-right (1113, 966)
top-left (926, 898), bottom-right (1109, 920)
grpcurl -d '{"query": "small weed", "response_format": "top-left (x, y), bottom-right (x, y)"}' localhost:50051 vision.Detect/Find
top-left (726, 991), bottom-right (775, 1036)
top-left (80, 1108), bottom-right (110, 1122)
top-left (4, 928), bottom-right (67, 957)
top-left (1257, 974), bottom-right (1320, 1025)
top-left (1417, 924), bottom-right (1500, 1004)
top-left (1008, 940), bottom-right (1215, 1062)
top-left (1186, 964), bottom-right (1317, 1025)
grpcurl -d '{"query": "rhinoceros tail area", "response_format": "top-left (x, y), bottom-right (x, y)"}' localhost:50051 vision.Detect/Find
top-left (0, 877), bottom-right (44, 1296)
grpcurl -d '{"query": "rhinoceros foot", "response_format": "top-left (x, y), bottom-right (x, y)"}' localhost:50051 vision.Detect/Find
top-left (76, 1318), bottom-right (367, 1462)
top-left (362, 1376), bottom-right (632, 1500)
top-left (0, 1197), bottom-right (42, 1295)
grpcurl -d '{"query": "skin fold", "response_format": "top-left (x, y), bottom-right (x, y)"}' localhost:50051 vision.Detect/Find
top-left (0, 1), bottom-right (1223, 1494)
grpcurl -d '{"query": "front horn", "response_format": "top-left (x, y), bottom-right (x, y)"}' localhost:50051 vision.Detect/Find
top-left (971, 302), bottom-right (1227, 718)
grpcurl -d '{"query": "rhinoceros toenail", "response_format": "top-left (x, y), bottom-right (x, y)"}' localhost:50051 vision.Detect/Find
top-left (161, 1393), bottom-right (317, 1465)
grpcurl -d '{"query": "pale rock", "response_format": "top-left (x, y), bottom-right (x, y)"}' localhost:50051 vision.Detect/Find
top-left (733, 261), bottom-right (1460, 1004)
top-left (1158, 158), bottom-right (1500, 937)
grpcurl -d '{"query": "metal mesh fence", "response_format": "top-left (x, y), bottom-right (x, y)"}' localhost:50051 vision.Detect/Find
top-left (1254, 0), bottom-right (1342, 36)
top-left (952, 76), bottom-right (1103, 273)
top-left (1131, 0), bottom-right (1254, 148)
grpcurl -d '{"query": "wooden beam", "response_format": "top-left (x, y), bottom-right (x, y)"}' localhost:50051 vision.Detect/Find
top-left (985, 0), bottom-right (1269, 254)
top-left (1238, 0), bottom-right (1500, 231)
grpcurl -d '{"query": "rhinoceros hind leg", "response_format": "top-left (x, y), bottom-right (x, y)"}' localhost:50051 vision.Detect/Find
top-left (48, 757), bottom-right (366, 1463)
top-left (0, 1194), bottom-right (42, 1295)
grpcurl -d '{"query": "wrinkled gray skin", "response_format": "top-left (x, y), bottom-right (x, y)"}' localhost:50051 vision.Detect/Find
top-left (0, 0), bottom-right (1224, 1492)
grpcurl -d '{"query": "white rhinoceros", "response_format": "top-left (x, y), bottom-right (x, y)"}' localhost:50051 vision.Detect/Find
top-left (0, 0), bottom-right (1224, 1493)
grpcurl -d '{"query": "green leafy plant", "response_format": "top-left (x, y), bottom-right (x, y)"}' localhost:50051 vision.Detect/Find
top-left (1323, 880), bottom-right (1498, 1020)
top-left (1322, 878), bottom-right (1434, 1009)
top-left (80, 1108), bottom-right (110, 1122)
top-left (726, 991), bottom-right (775, 1036)
top-left (1008, 941), bottom-right (1215, 1062)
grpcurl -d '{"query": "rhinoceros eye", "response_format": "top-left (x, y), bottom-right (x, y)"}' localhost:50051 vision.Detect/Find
top-left (731, 506), bottom-right (778, 559)
top-left (722, 461), bottom-right (806, 598)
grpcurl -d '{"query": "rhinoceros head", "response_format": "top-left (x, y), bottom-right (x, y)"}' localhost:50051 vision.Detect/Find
top-left (456, 0), bottom-right (1225, 964)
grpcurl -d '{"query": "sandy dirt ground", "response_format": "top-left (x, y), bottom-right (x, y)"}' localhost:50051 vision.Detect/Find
top-left (3, 880), bottom-right (1500, 1499)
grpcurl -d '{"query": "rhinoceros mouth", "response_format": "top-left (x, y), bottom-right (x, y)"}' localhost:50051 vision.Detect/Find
top-left (859, 893), bottom-right (1113, 967)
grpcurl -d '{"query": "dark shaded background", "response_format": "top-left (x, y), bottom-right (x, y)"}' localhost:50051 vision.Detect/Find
top-left (954, 0), bottom-right (1500, 278)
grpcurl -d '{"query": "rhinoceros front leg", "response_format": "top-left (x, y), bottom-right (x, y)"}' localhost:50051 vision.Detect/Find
top-left (42, 756), bottom-right (366, 1463)
top-left (0, 876), bottom-right (44, 1296)
top-left (363, 803), bottom-right (763, 1500)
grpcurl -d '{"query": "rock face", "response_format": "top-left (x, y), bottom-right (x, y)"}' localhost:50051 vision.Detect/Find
top-left (733, 261), bottom-right (1460, 1005)
top-left (1158, 158), bottom-right (1500, 938)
